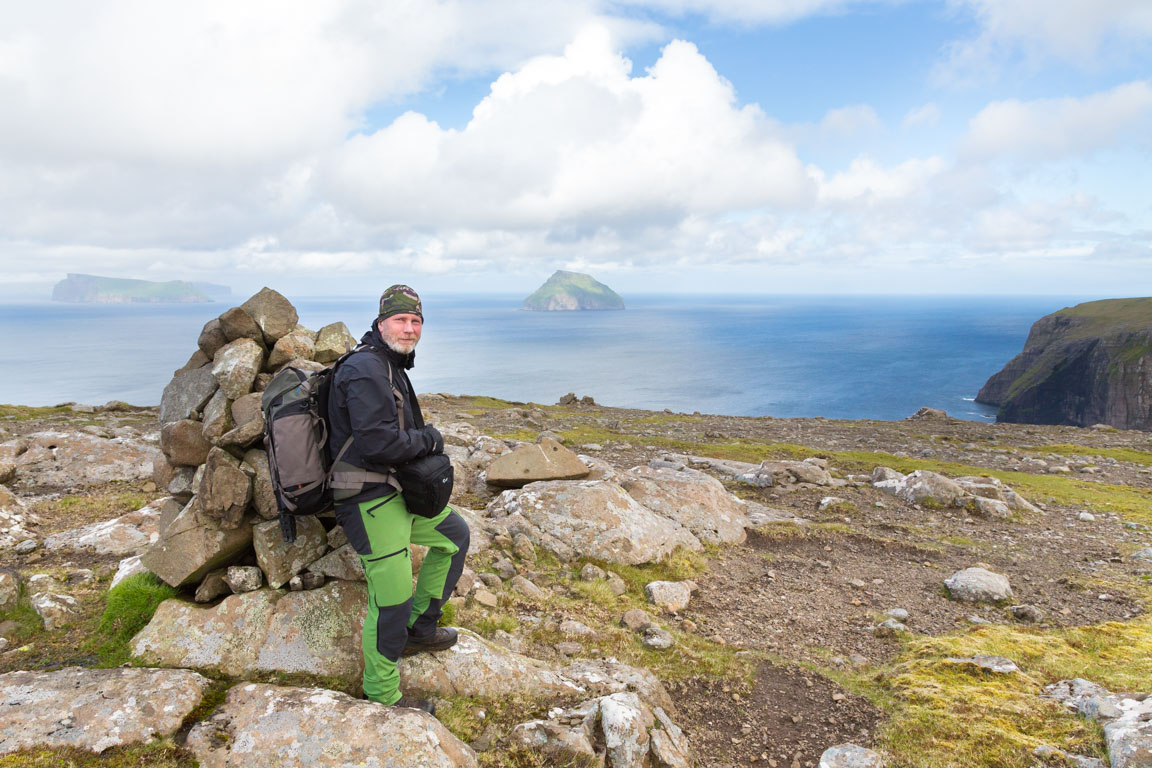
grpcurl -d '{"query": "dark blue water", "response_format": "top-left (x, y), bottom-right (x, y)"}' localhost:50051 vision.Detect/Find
top-left (0, 294), bottom-right (1087, 421)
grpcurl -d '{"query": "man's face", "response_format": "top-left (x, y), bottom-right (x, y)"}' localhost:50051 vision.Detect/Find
top-left (378, 313), bottom-right (422, 354)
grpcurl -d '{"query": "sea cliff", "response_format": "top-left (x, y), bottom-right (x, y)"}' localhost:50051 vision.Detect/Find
top-left (977, 297), bottom-right (1152, 430)
top-left (52, 273), bottom-right (229, 304)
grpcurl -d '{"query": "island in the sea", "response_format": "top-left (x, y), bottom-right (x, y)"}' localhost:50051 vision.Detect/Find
top-left (977, 296), bottom-right (1152, 431)
top-left (522, 270), bottom-right (625, 311)
top-left (52, 274), bottom-right (231, 304)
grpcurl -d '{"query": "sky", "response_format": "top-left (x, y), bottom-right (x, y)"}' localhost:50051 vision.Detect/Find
top-left (1, 0), bottom-right (1150, 298)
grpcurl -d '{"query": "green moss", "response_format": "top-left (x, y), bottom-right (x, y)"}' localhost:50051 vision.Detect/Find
top-left (0, 404), bottom-right (74, 420)
top-left (91, 573), bottom-right (179, 666)
top-left (1022, 444), bottom-right (1152, 466)
top-left (0, 741), bottom-right (196, 768)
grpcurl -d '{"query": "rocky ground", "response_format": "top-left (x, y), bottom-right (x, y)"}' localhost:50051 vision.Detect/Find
top-left (1, 396), bottom-right (1151, 767)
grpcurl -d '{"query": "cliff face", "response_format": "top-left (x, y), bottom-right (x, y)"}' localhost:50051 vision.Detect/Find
top-left (976, 298), bottom-right (1152, 430)
top-left (523, 270), bottom-right (625, 311)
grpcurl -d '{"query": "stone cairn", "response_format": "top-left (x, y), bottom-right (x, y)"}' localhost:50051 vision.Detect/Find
top-left (144, 287), bottom-right (360, 595)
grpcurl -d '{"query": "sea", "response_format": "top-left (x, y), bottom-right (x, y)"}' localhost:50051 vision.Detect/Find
top-left (0, 294), bottom-right (1091, 422)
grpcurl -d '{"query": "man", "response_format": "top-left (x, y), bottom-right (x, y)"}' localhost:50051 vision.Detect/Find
top-left (327, 285), bottom-right (469, 714)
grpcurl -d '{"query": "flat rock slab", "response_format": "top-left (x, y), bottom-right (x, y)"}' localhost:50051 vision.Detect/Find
top-left (132, 581), bottom-right (366, 680)
top-left (485, 437), bottom-right (590, 487)
top-left (186, 683), bottom-right (477, 768)
top-left (486, 480), bottom-right (701, 565)
top-left (43, 498), bottom-right (163, 556)
top-left (0, 666), bottom-right (209, 755)
top-left (620, 465), bottom-right (748, 544)
top-left (15, 431), bottom-right (162, 488)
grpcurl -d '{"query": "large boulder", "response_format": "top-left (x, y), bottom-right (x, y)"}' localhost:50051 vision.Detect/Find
top-left (314, 322), bottom-right (357, 363)
top-left (739, 459), bottom-right (832, 488)
top-left (159, 365), bottom-right (219, 425)
top-left (944, 567), bottom-right (1014, 604)
top-left (954, 476), bottom-right (1040, 514)
top-left (212, 337), bottom-right (265, 400)
top-left (132, 583), bottom-right (367, 680)
top-left (486, 480), bottom-right (701, 565)
top-left (43, 498), bottom-right (163, 556)
top-left (197, 318), bottom-right (229, 358)
top-left (874, 469), bottom-right (967, 507)
top-left (160, 419), bottom-right (213, 466)
top-left (140, 496), bottom-right (253, 588)
top-left (267, 330), bottom-right (316, 369)
top-left (13, 431), bottom-right (162, 488)
top-left (186, 683), bottom-right (477, 768)
top-left (252, 516), bottom-right (328, 589)
top-left (199, 447), bottom-right (253, 529)
top-left (131, 590), bottom-right (281, 676)
top-left (240, 287), bottom-right (299, 345)
top-left (620, 465), bottom-right (748, 545)
top-left (485, 437), bottom-right (591, 487)
top-left (0, 667), bottom-right (210, 755)
top-left (254, 580), bottom-right (366, 677)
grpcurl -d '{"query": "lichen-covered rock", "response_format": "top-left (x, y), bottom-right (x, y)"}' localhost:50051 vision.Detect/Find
top-left (140, 496), bottom-right (253, 588)
top-left (14, 430), bottom-right (162, 488)
top-left (621, 465), bottom-right (748, 544)
top-left (240, 287), bottom-right (299, 345)
top-left (110, 555), bottom-right (147, 590)
top-left (601, 692), bottom-right (654, 768)
top-left (486, 480), bottom-right (701, 565)
top-left (485, 437), bottom-right (591, 487)
top-left (267, 330), bottom-right (316, 369)
top-left (400, 629), bottom-right (585, 700)
top-left (225, 566), bottom-right (263, 593)
top-left (955, 476), bottom-right (1040, 514)
top-left (242, 448), bottom-right (278, 520)
top-left (29, 591), bottom-right (79, 630)
top-left (185, 683), bottom-right (477, 768)
top-left (944, 567), bottom-right (1013, 604)
top-left (740, 459), bottom-right (833, 488)
top-left (194, 568), bottom-right (231, 603)
top-left (160, 418), bottom-right (213, 466)
top-left (211, 337), bottom-right (264, 400)
top-left (252, 517), bottom-right (327, 589)
top-left (0, 667), bottom-right (210, 755)
top-left (131, 590), bottom-right (280, 675)
top-left (254, 580), bottom-right (366, 678)
top-left (217, 306), bottom-right (264, 344)
top-left (314, 321), bottom-right (357, 363)
top-left (510, 700), bottom-right (599, 764)
top-left (159, 365), bottom-right (218, 425)
top-left (43, 498), bottom-right (162, 556)
top-left (0, 570), bottom-right (21, 612)
top-left (875, 469), bottom-right (967, 506)
top-left (307, 543), bottom-right (365, 582)
top-left (198, 318), bottom-right (228, 358)
top-left (200, 388), bottom-right (234, 444)
top-left (199, 447), bottom-right (253, 529)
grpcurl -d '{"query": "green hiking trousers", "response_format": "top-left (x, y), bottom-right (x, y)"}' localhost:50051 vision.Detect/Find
top-left (336, 493), bottom-right (469, 705)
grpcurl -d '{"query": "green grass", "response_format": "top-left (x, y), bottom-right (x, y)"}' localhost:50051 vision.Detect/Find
top-left (91, 573), bottom-right (179, 666)
top-left (0, 404), bottom-right (75, 420)
top-left (0, 741), bottom-right (196, 768)
top-left (871, 612), bottom-right (1152, 768)
top-left (1022, 444), bottom-right (1152, 466)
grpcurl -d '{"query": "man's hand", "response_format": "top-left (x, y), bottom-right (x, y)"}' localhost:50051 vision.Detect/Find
top-left (424, 426), bottom-right (444, 454)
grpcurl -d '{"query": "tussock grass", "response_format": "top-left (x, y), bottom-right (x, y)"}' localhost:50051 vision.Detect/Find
top-left (868, 614), bottom-right (1152, 768)
top-left (0, 404), bottom-right (75, 421)
top-left (0, 741), bottom-right (196, 768)
top-left (31, 486), bottom-right (151, 533)
top-left (92, 573), bottom-right (178, 666)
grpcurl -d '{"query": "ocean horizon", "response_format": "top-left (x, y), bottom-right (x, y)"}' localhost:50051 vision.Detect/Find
top-left (1, 293), bottom-right (1091, 422)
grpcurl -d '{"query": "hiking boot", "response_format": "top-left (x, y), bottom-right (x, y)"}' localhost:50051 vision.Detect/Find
top-left (392, 695), bottom-right (436, 716)
top-left (402, 626), bottom-right (458, 656)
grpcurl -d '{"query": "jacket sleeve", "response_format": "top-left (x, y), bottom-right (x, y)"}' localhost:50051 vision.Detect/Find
top-left (341, 361), bottom-right (437, 468)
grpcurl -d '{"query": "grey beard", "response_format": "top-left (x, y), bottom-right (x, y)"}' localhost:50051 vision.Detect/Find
top-left (384, 337), bottom-right (418, 355)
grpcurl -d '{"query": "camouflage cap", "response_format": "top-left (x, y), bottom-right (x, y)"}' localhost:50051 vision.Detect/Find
top-left (378, 285), bottom-right (423, 320)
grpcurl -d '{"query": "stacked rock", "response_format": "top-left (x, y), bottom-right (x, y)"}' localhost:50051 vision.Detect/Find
top-left (143, 288), bottom-right (358, 595)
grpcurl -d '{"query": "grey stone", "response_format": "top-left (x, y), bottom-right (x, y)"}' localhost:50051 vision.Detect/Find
top-left (644, 580), bottom-right (692, 612)
top-left (509, 700), bottom-right (599, 764)
top-left (873, 619), bottom-right (907, 637)
top-left (140, 496), bottom-right (253, 588)
top-left (0, 667), bottom-right (209, 755)
top-left (314, 322), bottom-right (357, 363)
top-left (30, 591), bottom-right (79, 630)
top-left (1129, 547), bottom-right (1152, 562)
top-left (43, 499), bottom-right (161, 556)
top-left (160, 419), bottom-right (213, 466)
top-left (186, 683), bottom-right (476, 768)
top-left (200, 388), bottom-right (233, 444)
top-left (240, 287), bottom-right (299, 345)
top-left (944, 567), bottom-right (1013, 604)
top-left (197, 318), bottom-right (228, 358)
top-left (225, 565), bottom-right (263, 593)
top-left (289, 572), bottom-right (326, 591)
top-left (0, 570), bottom-right (21, 612)
top-left (307, 543), bottom-right (365, 582)
top-left (819, 743), bottom-right (886, 768)
top-left (253, 516), bottom-right (328, 589)
top-left (199, 447), bottom-right (252, 529)
top-left (212, 337), bottom-right (264, 400)
top-left (580, 563), bottom-right (607, 581)
top-left (217, 306), bottom-right (263, 343)
top-left (1010, 604), bottom-right (1044, 623)
top-left (159, 366), bottom-right (218, 425)
top-left (242, 448), bottom-right (277, 520)
top-left (14, 539), bottom-right (37, 554)
top-left (620, 609), bottom-right (653, 632)
top-left (944, 655), bottom-right (1019, 674)
top-left (175, 348), bottom-right (211, 375)
top-left (254, 581), bottom-right (366, 677)
top-left (510, 575), bottom-right (547, 599)
top-left (642, 627), bottom-right (674, 649)
top-left (560, 620), bottom-right (596, 637)
top-left (620, 465), bottom-right (748, 545)
top-left (267, 330), bottom-right (316, 369)
top-left (485, 437), bottom-right (591, 487)
top-left (195, 569), bottom-right (231, 603)
top-left (875, 469), bottom-right (967, 507)
top-left (109, 555), bottom-right (147, 590)
top-left (167, 465), bottom-right (197, 499)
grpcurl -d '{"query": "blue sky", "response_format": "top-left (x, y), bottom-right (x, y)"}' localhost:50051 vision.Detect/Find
top-left (0, 0), bottom-right (1149, 297)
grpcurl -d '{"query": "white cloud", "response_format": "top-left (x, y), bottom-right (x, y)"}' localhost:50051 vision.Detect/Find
top-left (903, 103), bottom-right (940, 128)
top-left (942, 0), bottom-right (1152, 77)
top-left (617, 0), bottom-right (892, 24)
top-left (962, 81), bottom-right (1152, 161)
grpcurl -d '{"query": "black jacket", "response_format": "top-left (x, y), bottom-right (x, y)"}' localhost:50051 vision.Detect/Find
top-left (327, 326), bottom-right (442, 504)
